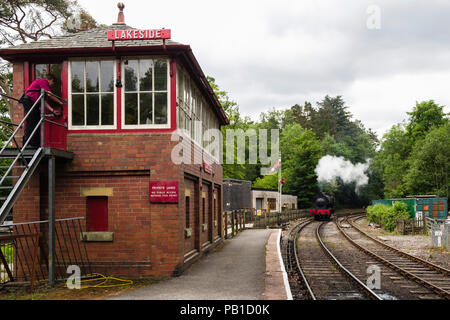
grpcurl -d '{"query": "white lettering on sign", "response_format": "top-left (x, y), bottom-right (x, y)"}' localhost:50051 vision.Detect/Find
top-left (108, 29), bottom-right (171, 41)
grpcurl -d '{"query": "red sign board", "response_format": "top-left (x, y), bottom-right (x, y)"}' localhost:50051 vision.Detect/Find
top-left (203, 161), bottom-right (214, 175)
top-left (108, 29), bottom-right (171, 41)
top-left (149, 181), bottom-right (178, 203)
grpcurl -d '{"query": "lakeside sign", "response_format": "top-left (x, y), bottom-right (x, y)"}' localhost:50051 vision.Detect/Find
top-left (149, 180), bottom-right (178, 203)
top-left (108, 29), bottom-right (171, 41)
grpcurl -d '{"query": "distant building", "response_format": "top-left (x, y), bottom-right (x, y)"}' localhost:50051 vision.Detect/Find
top-left (223, 179), bottom-right (252, 211)
top-left (223, 179), bottom-right (297, 212)
top-left (252, 188), bottom-right (297, 212)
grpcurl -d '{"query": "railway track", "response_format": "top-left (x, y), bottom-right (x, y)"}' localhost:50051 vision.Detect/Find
top-left (336, 215), bottom-right (450, 300)
top-left (283, 216), bottom-right (381, 300)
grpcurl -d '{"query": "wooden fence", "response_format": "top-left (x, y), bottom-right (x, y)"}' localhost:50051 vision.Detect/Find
top-left (222, 209), bottom-right (308, 239)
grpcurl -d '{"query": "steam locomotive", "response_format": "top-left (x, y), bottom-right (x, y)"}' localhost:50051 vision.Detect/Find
top-left (310, 192), bottom-right (335, 220)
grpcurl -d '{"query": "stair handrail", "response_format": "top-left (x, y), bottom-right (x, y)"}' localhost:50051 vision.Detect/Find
top-left (0, 91), bottom-right (45, 155)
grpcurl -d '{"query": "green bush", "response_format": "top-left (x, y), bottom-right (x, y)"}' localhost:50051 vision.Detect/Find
top-left (366, 202), bottom-right (410, 232)
top-left (366, 203), bottom-right (388, 225)
top-left (383, 202), bottom-right (410, 232)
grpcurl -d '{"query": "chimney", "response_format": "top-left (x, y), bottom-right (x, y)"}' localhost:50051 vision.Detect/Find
top-left (115, 2), bottom-right (125, 25)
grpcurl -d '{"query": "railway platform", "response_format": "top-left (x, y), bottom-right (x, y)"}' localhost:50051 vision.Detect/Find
top-left (108, 229), bottom-right (290, 300)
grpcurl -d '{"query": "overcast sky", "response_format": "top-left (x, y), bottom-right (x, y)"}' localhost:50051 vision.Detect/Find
top-left (78, 0), bottom-right (450, 138)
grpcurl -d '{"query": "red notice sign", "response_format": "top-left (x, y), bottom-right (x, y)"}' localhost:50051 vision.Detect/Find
top-left (203, 161), bottom-right (214, 175)
top-left (149, 181), bottom-right (178, 203)
top-left (108, 29), bottom-right (171, 41)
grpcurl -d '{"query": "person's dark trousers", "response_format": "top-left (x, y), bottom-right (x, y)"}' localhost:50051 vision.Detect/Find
top-left (22, 96), bottom-right (41, 148)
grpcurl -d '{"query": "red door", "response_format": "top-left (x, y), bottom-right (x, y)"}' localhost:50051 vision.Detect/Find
top-left (33, 62), bottom-right (67, 150)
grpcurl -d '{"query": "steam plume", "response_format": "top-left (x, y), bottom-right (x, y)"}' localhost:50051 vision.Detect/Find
top-left (315, 155), bottom-right (370, 192)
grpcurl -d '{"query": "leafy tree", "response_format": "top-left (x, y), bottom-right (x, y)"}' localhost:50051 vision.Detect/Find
top-left (207, 76), bottom-right (259, 181)
top-left (252, 173), bottom-right (278, 190)
top-left (373, 101), bottom-right (449, 199)
top-left (62, 9), bottom-right (97, 33)
top-left (0, 0), bottom-right (75, 45)
top-left (405, 123), bottom-right (450, 197)
top-left (315, 95), bottom-right (351, 140)
top-left (280, 124), bottom-right (323, 208)
top-left (291, 102), bottom-right (316, 130)
top-left (406, 100), bottom-right (448, 148)
top-left (377, 124), bottom-right (409, 198)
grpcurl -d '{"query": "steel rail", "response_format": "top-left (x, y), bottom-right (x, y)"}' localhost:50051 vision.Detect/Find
top-left (337, 216), bottom-right (450, 300)
top-left (316, 221), bottom-right (383, 300)
top-left (290, 218), bottom-right (316, 300)
top-left (284, 211), bottom-right (376, 300)
top-left (351, 215), bottom-right (450, 277)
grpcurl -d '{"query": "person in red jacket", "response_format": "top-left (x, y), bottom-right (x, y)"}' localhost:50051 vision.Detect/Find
top-left (21, 74), bottom-right (64, 147)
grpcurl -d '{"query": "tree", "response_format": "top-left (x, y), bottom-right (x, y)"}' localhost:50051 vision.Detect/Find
top-left (0, 0), bottom-right (75, 45)
top-left (280, 124), bottom-right (323, 208)
top-left (377, 124), bottom-right (409, 198)
top-left (252, 173), bottom-right (278, 190)
top-left (207, 76), bottom-right (259, 180)
top-left (405, 123), bottom-right (450, 197)
top-left (63, 9), bottom-right (97, 33)
top-left (406, 100), bottom-right (448, 148)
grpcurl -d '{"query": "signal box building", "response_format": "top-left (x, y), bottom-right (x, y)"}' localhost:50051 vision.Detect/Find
top-left (0, 7), bottom-right (228, 277)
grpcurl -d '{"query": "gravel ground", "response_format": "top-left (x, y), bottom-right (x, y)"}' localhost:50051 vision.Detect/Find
top-left (355, 217), bottom-right (450, 270)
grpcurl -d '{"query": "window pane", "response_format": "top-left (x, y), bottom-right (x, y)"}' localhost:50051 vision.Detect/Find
top-left (100, 61), bottom-right (114, 92)
top-left (86, 94), bottom-right (99, 125)
top-left (179, 109), bottom-right (185, 130)
top-left (35, 64), bottom-right (47, 79)
top-left (154, 93), bottom-right (167, 124)
top-left (177, 71), bottom-right (184, 102)
top-left (86, 61), bottom-right (99, 92)
top-left (139, 59), bottom-right (153, 91)
top-left (125, 60), bottom-right (138, 92)
top-left (72, 94), bottom-right (84, 125)
top-left (125, 93), bottom-right (138, 125)
top-left (71, 61), bottom-right (84, 93)
top-left (101, 93), bottom-right (114, 125)
top-left (154, 60), bottom-right (167, 91)
top-left (139, 93), bottom-right (153, 125)
top-left (49, 64), bottom-right (62, 97)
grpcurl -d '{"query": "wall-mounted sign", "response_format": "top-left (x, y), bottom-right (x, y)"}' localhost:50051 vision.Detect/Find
top-left (149, 181), bottom-right (178, 203)
top-left (108, 29), bottom-right (171, 41)
top-left (203, 161), bottom-right (214, 175)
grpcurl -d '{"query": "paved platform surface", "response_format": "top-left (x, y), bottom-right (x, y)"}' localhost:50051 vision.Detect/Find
top-left (263, 229), bottom-right (291, 300)
top-left (109, 229), bottom-right (287, 300)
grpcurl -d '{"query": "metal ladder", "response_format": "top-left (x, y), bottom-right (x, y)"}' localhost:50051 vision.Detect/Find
top-left (0, 90), bottom-right (48, 224)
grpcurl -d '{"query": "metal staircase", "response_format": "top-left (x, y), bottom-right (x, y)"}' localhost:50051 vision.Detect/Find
top-left (0, 90), bottom-right (49, 224)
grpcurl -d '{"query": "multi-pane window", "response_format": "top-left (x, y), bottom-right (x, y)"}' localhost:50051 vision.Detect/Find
top-left (177, 66), bottom-right (220, 158)
top-left (70, 60), bottom-right (115, 128)
top-left (123, 58), bottom-right (169, 127)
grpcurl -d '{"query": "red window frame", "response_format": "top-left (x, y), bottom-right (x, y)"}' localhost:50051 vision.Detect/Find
top-left (66, 58), bottom-right (177, 134)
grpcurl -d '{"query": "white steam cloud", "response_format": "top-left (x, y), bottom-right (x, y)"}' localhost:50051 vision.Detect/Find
top-left (315, 155), bottom-right (370, 191)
